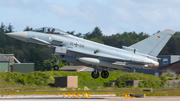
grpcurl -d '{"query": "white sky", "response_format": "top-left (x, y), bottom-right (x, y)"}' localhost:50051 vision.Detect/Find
top-left (0, 0), bottom-right (180, 35)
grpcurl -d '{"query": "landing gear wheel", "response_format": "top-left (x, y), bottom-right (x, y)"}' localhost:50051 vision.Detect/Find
top-left (91, 70), bottom-right (99, 79)
top-left (101, 70), bottom-right (109, 78)
top-left (54, 65), bottom-right (59, 70)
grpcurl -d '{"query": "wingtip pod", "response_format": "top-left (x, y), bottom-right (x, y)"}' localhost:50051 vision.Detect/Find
top-left (162, 29), bottom-right (175, 35)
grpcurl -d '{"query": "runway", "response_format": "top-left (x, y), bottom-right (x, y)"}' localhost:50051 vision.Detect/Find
top-left (0, 95), bottom-right (180, 101)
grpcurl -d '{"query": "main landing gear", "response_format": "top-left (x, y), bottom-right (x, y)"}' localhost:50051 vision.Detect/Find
top-left (91, 70), bottom-right (109, 79)
top-left (91, 70), bottom-right (99, 79)
top-left (101, 70), bottom-right (109, 78)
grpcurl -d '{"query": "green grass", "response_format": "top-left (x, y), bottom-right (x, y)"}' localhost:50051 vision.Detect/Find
top-left (0, 71), bottom-right (179, 96)
top-left (0, 71), bottom-right (126, 88)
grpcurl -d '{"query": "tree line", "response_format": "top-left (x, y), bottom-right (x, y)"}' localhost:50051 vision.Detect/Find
top-left (0, 23), bottom-right (179, 71)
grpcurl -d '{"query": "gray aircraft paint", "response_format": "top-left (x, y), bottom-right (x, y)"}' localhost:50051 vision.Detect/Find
top-left (5, 28), bottom-right (175, 69)
top-left (130, 29), bottom-right (175, 57)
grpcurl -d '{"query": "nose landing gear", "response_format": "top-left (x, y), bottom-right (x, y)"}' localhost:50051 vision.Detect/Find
top-left (54, 65), bottom-right (59, 70)
top-left (54, 56), bottom-right (60, 70)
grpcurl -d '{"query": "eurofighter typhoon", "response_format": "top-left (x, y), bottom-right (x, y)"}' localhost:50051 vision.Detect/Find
top-left (6, 27), bottom-right (175, 78)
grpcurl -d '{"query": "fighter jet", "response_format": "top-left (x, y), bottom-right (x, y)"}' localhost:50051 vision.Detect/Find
top-left (5, 27), bottom-right (175, 78)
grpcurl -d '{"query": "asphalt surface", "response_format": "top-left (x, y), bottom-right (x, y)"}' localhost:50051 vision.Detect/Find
top-left (0, 95), bottom-right (180, 101)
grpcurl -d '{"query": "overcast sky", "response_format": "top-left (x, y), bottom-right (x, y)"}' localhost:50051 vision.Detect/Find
top-left (0, 0), bottom-right (180, 35)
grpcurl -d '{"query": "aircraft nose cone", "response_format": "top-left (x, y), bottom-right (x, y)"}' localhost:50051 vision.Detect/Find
top-left (5, 32), bottom-right (28, 42)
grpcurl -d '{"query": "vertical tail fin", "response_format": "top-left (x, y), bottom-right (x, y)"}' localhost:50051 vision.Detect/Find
top-left (129, 29), bottom-right (175, 57)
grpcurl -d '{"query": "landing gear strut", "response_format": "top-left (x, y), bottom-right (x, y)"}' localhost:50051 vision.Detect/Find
top-left (91, 70), bottom-right (99, 79)
top-left (54, 56), bottom-right (60, 70)
top-left (101, 70), bottom-right (109, 78)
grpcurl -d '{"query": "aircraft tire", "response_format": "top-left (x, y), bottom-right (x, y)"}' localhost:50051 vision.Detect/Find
top-left (54, 65), bottom-right (59, 70)
top-left (91, 70), bottom-right (99, 79)
top-left (101, 70), bottom-right (109, 78)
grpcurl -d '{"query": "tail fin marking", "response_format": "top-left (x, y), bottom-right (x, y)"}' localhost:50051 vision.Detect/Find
top-left (129, 29), bottom-right (175, 57)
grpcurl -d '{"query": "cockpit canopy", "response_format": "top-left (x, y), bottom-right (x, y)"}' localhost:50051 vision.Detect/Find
top-left (32, 27), bottom-right (66, 35)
